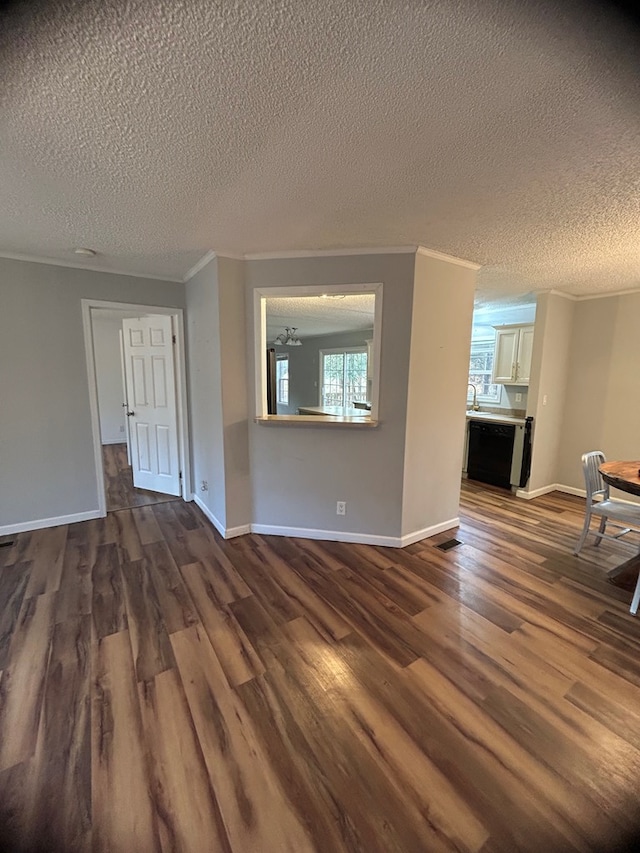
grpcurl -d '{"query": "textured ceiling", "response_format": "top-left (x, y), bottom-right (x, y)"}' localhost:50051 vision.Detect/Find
top-left (266, 294), bottom-right (374, 339)
top-left (1, 0), bottom-right (639, 298)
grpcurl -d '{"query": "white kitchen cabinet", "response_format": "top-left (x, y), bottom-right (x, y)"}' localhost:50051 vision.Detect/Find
top-left (492, 325), bottom-right (534, 386)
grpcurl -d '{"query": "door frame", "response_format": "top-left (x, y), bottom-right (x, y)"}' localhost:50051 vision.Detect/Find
top-left (82, 299), bottom-right (192, 517)
top-left (118, 328), bottom-right (132, 465)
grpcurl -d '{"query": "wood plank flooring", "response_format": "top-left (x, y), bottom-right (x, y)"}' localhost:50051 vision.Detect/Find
top-left (2, 482), bottom-right (640, 851)
top-left (102, 443), bottom-right (175, 512)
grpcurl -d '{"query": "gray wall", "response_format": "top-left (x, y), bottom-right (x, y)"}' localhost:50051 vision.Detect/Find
top-left (274, 328), bottom-right (373, 415)
top-left (555, 292), bottom-right (640, 496)
top-left (93, 314), bottom-right (127, 444)
top-left (185, 259), bottom-right (227, 527)
top-left (217, 258), bottom-right (251, 529)
top-left (186, 256), bottom-right (251, 533)
top-left (525, 292), bottom-right (575, 494)
top-left (0, 257), bottom-right (184, 529)
top-left (402, 253), bottom-right (476, 536)
top-left (246, 253), bottom-right (415, 539)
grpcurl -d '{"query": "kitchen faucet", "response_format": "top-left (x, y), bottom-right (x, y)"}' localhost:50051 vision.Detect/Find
top-left (468, 383), bottom-right (480, 411)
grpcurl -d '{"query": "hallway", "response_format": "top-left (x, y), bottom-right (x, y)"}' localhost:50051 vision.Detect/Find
top-left (103, 443), bottom-right (176, 512)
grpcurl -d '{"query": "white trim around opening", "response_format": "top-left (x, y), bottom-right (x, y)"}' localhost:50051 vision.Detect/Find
top-left (81, 299), bottom-right (192, 518)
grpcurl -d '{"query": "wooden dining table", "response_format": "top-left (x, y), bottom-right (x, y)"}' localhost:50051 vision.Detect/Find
top-left (598, 460), bottom-right (640, 587)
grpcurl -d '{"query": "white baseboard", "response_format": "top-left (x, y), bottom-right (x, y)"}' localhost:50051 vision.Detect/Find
top-left (555, 484), bottom-right (586, 497)
top-left (226, 523), bottom-right (252, 538)
top-left (0, 509), bottom-right (103, 537)
top-left (192, 494), bottom-right (251, 539)
top-left (251, 517), bottom-right (459, 548)
top-left (555, 483), bottom-right (640, 507)
top-left (193, 496), bottom-right (458, 547)
top-left (399, 518), bottom-right (460, 547)
top-left (101, 438), bottom-right (126, 445)
top-left (516, 482), bottom-right (586, 499)
top-left (516, 484), bottom-right (560, 499)
top-left (515, 482), bottom-right (640, 506)
top-left (251, 523), bottom-right (401, 547)
top-left (192, 494), bottom-right (225, 536)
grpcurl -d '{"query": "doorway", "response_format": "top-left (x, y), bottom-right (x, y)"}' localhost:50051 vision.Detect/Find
top-left (82, 299), bottom-right (191, 517)
top-left (101, 442), bottom-right (176, 512)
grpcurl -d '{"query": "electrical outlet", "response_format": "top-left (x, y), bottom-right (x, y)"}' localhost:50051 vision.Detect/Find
top-left (120, 425), bottom-right (125, 432)
top-left (336, 501), bottom-right (346, 516)
top-left (201, 480), bottom-right (208, 491)
top-left (543, 394), bottom-right (548, 406)
top-left (515, 393), bottom-right (522, 403)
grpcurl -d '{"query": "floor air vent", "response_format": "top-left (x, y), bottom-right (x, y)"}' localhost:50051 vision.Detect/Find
top-left (436, 538), bottom-right (462, 551)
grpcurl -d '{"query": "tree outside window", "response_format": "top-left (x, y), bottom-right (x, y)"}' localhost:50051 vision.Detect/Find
top-left (468, 340), bottom-right (500, 403)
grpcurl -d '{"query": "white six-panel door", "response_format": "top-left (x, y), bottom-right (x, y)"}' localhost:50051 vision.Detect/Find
top-left (122, 315), bottom-right (181, 496)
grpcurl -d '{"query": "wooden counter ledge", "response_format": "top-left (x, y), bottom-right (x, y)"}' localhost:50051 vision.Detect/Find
top-left (254, 415), bottom-right (379, 427)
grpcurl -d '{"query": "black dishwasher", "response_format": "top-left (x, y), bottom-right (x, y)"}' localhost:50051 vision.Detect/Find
top-left (467, 420), bottom-right (516, 489)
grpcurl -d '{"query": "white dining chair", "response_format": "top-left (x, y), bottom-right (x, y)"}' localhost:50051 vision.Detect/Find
top-left (631, 575), bottom-right (640, 616)
top-left (574, 451), bottom-right (640, 615)
top-left (574, 451), bottom-right (640, 555)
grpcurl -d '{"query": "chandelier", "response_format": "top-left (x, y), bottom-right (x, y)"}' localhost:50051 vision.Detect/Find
top-left (273, 327), bottom-right (302, 346)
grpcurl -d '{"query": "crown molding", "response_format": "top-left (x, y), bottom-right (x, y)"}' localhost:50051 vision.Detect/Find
top-left (576, 286), bottom-right (640, 301)
top-left (182, 250), bottom-right (217, 281)
top-left (416, 245), bottom-right (482, 270)
top-left (0, 250), bottom-right (183, 282)
top-left (214, 251), bottom-right (247, 262)
top-left (540, 286), bottom-right (640, 302)
top-left (244, 245), bottom-right (418, 260)
top-left (543, 288), bottom-right (578, 301)
top-left (182, 249), bottom-right (246, 281)
top-left (0, 244), bottom-right (484, 280)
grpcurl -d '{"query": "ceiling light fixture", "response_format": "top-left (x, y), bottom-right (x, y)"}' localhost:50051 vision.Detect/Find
top-left (73, 247), bottom-right (97, 257)
top-left (273, 327), bottom-right (302, 346)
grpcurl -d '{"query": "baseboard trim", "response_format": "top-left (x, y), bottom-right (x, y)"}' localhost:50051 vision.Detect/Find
top-left (554, 484), bottom-right (586, 497)
top-left (555, 483), bottom-right (640, 507)
top-left (227, 523), bottom-right (252, 538)
top-left (192, 494), bottom-right (225, 537)
top-left (192, 494), bottom-right (251, 539)
top-left (101, 438), bottom-right (126, 446)
top-left (399, 518), bottom-right (460, 547)
top-left (516, 484), bottom-right (560, 499)
top-left (0, 509), bottom-right (103, 536)
top-left (193, 499), bottom-right (459, 546)
top-left (251, 517), bottom-right (460, 548)
top-left (251, 523), bottom-right (401, 547)
top-left (516, 482), bottom-right (616, 501)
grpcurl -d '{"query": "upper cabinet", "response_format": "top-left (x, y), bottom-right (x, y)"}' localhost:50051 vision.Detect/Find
top-left (492, 324), bottom-right (534, 386)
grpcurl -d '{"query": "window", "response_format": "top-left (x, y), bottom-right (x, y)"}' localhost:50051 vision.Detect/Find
top-left (276, 354), bottom-right (289, 404)
top-left (469, 339), bottom-right (501, 403)
top-left (320, 347), bottom-right (368, 407)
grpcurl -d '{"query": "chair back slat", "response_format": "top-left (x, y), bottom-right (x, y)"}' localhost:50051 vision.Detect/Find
top-left (582, 450), bottom-right (609, 503)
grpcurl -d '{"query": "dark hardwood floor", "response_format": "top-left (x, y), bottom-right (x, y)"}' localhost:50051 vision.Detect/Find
top-left (2, 482), bottom-right (640, 852)
top-left (102, 443), bottom-right (175, 512)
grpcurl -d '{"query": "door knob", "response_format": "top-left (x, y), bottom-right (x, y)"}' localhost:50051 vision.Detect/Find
top-left (126, 410), bottom-right (135, 417)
